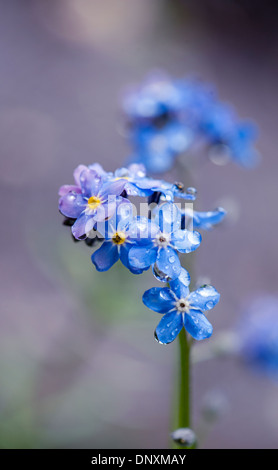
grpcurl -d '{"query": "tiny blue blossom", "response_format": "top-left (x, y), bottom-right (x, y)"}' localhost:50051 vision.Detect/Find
top-left (91, 202), bottom-right (156, 274)
top-left (143, 269), bottom-right (220, 343)
top-left (128, 203), bottom-right (201, 280)
top-left (59, 166), bottom-right (128, 240)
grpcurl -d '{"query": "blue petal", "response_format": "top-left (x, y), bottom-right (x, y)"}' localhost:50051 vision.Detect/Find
top-left (91, 242), bottom-right (119, 271)
top-left (80, 168), bottom-right (102, 197)
top-left (192, 208), bottom-right (226, 230)
top-left (169, 268), bottom-right (191, 298)
top-left (128, 244), bottom-right (157, 270)
top-left (155, 311), bottom-right (183, 344)
top-left (142, 287), bottom-right (176, 313)
top-left (127, 217), bottom-right (159, 243)
top-left (59, 192), bottom-right (86, 218)
top-left (119, 244), bottom-right (143, 274)
top-left (188, 285), bottom-right (220, 311)
top-left (72, 213), bottom-right (96, 239)
top-left (183, 309), bottom-right (213, 340)
top-left (171, 229), bottom-right (202, 253)
top-left (154, 202), bottom-right (182, 233)
top-left (156, 246), bottom-right (181, 280)
top-left (99, 179), bottom-right (128, 199)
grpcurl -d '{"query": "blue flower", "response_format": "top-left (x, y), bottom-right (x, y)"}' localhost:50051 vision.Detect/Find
top-left (182, 206), bottom-right (227, 231)
top-left (123, 73), bottom-right (186, 122)
top-left (201, 105), bottom-right (259, 169)
top-left (59, 167), bottom-right (128, 240)
top-left (128, 203), bottom-right (201, 280)
top-left (142, 269), bottom-right (220, 343)
top-left (91, 202), bottom-right (156, 274)
top-left (123, 73), bottom-right (259, 172)
top-left (129, 122), bottom-right (192, 174)
top-left (238, 295), bottom-right (278, 378)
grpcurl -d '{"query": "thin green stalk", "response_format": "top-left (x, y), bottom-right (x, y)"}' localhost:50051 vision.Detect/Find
top-left (178, 328), bottom-right (191, 430)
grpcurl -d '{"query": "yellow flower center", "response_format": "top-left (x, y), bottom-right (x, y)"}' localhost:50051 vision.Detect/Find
top-left (87, 196), bottom-right (101, 210)
top-left (112, 231), bottom-right (126, 245)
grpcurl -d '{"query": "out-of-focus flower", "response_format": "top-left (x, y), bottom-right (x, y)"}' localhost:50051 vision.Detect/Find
top-left (238, 295), bottom-right (278, 378)
top-left (142, 268), bottom-right (220, 343)
top-left (129, 122), bottom-right (192, 174)
top-left (128, 203), bottom-right (201, 280)
top-left (59, 166), bottom-right (127, 239)
top-left (122, 73), bottom-right (259, 173)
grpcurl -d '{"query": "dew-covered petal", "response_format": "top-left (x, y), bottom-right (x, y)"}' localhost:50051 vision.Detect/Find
top-left (171, 229), bottom-right (202, 253)
top-left (99, 179), bottom-right (128, 199)
top-left (58, 184), bottom-right (81, 197)
top-left (156, 246), bottom-right (181, 280)
top-left (91, 241), bottom-right (119, 272)
top-left (71, 213), bottom-right (96, 239)
top-left (59, 193), bottom-right (86, 218)
top-left (193, 208), bottom-right (227, 230)
top-left (154, 202), bottom-right (182, 233)
top-left (142, 287), bottom-right (176, 313)
top-left (188, 285), bottom-right (220, 311)
top-left (119, 244), bottom-right (143, 274)
top-left (73, 164), bottom-right (88, 185)
top-left (184, 309), bottom-right (213, 340)
top-left (155, 311), bottom-right (183, 344)
top-left (80, 168), bottom-right (102, 197)
top-left (92, 199), bottom-right (117, 222)
top-left (169, 268), bottom-right (191, 299)
top-left (127, 217), bottom-right (160, 243)
top-left (88, 163), bottom-right (109, 177)
top-left (128, 244), bottom-right (157, 269)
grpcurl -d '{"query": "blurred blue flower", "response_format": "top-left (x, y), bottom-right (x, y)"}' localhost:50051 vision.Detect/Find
top-left (238, 295), bottom-right (278, 378)
top-left (142, 269), bottom-right (220, 343)
top-left (128, 203), bottom-right (201, 280)
top-left (130, 122), bottom-right (192, 174)
top-left (59, 167), bottom-right (127, 240)
top-left (123, 73), bottom-right (259, 172)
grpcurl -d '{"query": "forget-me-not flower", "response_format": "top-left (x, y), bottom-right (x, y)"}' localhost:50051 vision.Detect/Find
top-left (128, 203), bottom-right (201, 280)
top-left (143, 269), bottom-right (220, 343)
top-left (59, 167), bottom-right (127, 240)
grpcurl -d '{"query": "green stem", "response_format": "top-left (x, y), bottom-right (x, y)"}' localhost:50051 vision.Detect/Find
top-left (178, 328), bottom-right (191, 430)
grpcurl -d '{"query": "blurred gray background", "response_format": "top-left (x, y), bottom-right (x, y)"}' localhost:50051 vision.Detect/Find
top-left (1, 0), bottom-right (278, 448)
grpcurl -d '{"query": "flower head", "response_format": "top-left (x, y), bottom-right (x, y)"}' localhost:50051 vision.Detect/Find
top-left (128, 203), bottom-right (201, 281)
top-left (91, 201), bottom-right (156, 274)
top-left (143, 269), bottom-right (220, 343)
top-left (59, 166), bottom-right (129, 240)
top-left (122, 73), bottom-right (259, 173)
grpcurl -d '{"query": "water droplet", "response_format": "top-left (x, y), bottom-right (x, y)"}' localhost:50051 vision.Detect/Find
top-left (169, 255), bottom-right (175, 264)
top-left (206, 301), bottom-right (214, 309)
top-left (186, 187), bottom-right (197, 196)
top-left (153, 264), bottom-right (171, 282)
top-left (208, 143), bottom-right (231, 166)
top-left (170, 428), bottom-right (197, 448)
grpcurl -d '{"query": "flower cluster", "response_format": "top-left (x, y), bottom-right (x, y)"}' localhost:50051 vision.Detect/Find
top-left (59, 163), bottom-right (224, 343)
top-left (122, 73), bottom-right (259, 173)
top-left (237, 295), bottom-right (278, 378)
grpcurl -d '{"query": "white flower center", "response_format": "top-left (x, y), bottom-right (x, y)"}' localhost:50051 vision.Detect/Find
top-left (175, 298), bottom-right (190, 314)
top-left (154, 232), bottom-right (171, 248)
